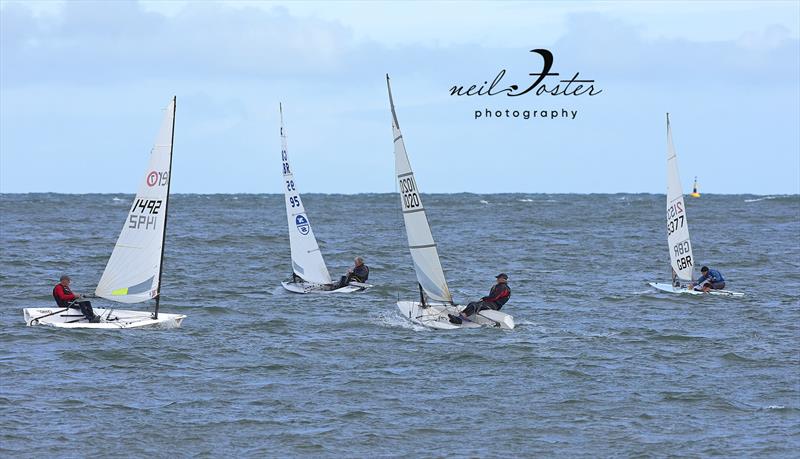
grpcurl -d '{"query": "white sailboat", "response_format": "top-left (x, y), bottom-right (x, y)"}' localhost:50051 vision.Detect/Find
top-left (24, 97), bottom-right (187, 328)
top-left (386, 75), bottom-right (514, 329)
top-left (278, 104), bottom-right (372, 294)
top-left (649, 113), bottom-right (743, 297)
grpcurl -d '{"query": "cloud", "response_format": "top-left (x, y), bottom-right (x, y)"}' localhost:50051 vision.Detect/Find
top-left (551, 13), bottom-right (799, 87)
top-left (1, 1), bottom-right (356, 87)
top-left (1, 2), bottom-right (798, 194)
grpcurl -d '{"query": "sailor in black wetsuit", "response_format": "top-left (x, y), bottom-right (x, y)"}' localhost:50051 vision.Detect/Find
top-left (333, 256), bottom-right (369, 289)
top-left (449, 273), bottom-right (511, 324)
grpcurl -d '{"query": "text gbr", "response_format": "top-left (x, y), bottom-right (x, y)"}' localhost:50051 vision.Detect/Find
top-left (450, 49), bottom-right (602, 97)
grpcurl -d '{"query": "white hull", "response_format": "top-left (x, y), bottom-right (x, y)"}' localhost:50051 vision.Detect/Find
top-left (396, 301), bottom-right (515, 330)
top-left (281, 281), bottom-right (372, 294)
top-left (649, 282), bottom-right (744, 297)
top-left (23, 307), bottom-right (186, 329)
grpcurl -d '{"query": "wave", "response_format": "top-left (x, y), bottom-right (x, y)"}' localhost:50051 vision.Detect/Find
top-left (720, 352), bottom-right (759, 363)
top-left (375, 310), bottom-right (428, 332)
top-left (744, 195), bottom-right (793, 203)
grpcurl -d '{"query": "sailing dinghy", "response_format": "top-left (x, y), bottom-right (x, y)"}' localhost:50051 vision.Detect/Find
top-left (278, 104), bottom-right (372, 294)
top-left (23, 97), bottom-right (187, 328)
top-left (386, 75), bottom-right (514, 329)
top-left (648, 114), bottom-right (743, 297)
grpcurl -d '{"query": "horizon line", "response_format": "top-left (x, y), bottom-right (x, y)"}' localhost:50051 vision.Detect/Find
top-left (1, 191), bottom-right (798, 197)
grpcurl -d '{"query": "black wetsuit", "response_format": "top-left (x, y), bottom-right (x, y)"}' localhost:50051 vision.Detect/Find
top-left (461, 282), bottom-right (511, 317)
top-left (335, 264), bottom-right (369, 288)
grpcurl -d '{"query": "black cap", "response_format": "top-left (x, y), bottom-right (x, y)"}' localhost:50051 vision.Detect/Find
top-left (700, 266), bottom-right (709, 272)
top-left (495, 273), bottom-right (508, 279)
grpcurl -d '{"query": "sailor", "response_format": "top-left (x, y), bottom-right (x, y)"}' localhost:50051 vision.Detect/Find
top-left (333, 257), bottom-right (369, 289)
top-left (53, 275), bottom-right (100, 323)
top-left (448, 273), bottom-right (511, 324)
top-left (691, 266), bottom-right (726, 292)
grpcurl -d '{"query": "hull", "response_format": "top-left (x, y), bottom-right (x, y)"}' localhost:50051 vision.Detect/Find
top-left (23, 307), bottom-right (186, 329)
top-left (648, 282), bottom-right (744, 297)
top-left (281, 281), bottom-right (372, 294)
top-left (396, 301), bottom-right (515, 330)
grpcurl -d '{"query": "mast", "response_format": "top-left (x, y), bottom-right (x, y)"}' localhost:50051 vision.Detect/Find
top-left (154, 96), bottom-right (176, 319)
top-left (386, 74), bottom-right (400, 129)
top-left (666, 112), bottom-right (670, 281)
top-left (281, 102), bottom-right (292, 282)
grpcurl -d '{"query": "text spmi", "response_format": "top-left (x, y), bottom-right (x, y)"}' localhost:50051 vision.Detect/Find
top-left (128, 198), bottom-right (162, 230)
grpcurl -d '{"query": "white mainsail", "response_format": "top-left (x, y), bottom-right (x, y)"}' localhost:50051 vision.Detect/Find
top-left (387, 75), bottom-right (453, 303)
top-left (280, 104), bottom-right (332, 285)
top-left (96, 98), bottom-right (175, 303)
top-left (665, 113), bottom-right (695, 282)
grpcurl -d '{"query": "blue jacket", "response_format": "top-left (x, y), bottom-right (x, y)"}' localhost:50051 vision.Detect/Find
top-left (696, 269), bottom-right (724, 285)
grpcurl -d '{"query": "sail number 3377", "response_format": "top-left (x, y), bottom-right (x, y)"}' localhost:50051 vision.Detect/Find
top-left (399, 176), bottom-right (420, 210)
top-left (666, 201), bottom-right (685, 235)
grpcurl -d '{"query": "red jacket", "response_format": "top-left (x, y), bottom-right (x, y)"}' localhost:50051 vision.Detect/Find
top-left (53, 284), bottom-right (77, 307)
top-left (482, 283), bottom-right (511, 307)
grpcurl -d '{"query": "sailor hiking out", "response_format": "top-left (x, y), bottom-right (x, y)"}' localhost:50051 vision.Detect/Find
top-left (448, 273), bottom-right (511, 324)
top-left (691, 266), bottom-right (725, 292)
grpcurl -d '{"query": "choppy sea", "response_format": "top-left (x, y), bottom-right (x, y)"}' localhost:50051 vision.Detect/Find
top-left (1, 193), bottom-right (798, 457)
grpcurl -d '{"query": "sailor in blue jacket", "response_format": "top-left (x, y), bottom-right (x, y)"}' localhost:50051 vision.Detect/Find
top-left (692, 266), bottom-right (725, 292)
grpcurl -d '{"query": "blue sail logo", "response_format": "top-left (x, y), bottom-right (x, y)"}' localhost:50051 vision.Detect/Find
top-left (295, 215), bottom-right (310, 235)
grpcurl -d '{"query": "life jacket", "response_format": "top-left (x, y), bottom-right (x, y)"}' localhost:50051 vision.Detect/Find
top-left (484, 283), bottom-right (511, 307)
top-left (53, 284), bottom-right (74, 307)
top-left (352, 265), bottom-right (369, 282)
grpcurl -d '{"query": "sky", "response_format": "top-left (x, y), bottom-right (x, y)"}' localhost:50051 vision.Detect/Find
top-left (1, 0), bottom-right (798, 194)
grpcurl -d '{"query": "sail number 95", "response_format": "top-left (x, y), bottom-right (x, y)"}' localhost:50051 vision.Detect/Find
top-left (399, 177), bottom-right (420, 210)
top-left (288, 195), bottom-right (301, 208)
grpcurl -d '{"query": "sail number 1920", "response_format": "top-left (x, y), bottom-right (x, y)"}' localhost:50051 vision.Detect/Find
top-left (399, 176), bottom-right (420, 210)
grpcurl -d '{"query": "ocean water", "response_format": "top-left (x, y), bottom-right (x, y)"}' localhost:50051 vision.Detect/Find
top-left (1, 193), bottom-right (798, 457)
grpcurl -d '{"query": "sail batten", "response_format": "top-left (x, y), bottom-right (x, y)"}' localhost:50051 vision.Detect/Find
top-left (95, 99), bottom-right (175, 304)
top-left (665, 114), bottom-right (695, 282)
top-left (387, 76), bottom-right (453, 303)
top-left (280, 104), bottom-right (332, 285)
